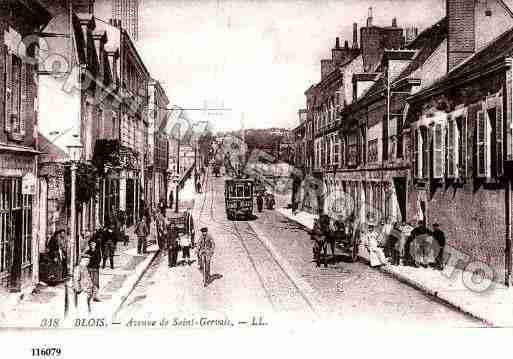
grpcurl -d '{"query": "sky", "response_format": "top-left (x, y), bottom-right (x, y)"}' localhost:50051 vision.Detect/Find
top-left (134, 0), bottom-right (446, 132)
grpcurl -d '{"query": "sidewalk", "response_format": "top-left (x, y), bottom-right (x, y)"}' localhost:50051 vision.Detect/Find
top-left (277, 207), bottom-right (513, 327)
top-left (0, 226), bottom-right (159, 328)
top-left (0, 175), bottom-right (201, 328)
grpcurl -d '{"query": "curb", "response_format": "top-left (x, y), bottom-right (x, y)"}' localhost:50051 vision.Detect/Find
top-left (377, 265), bottom-right (496, 327)
top-left (110, 249), bottom-right (160, 319)
top-left (277, 208), bottom-right (497, 327)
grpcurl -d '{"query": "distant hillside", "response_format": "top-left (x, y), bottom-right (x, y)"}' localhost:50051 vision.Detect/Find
top-left (216, 128), bottom-right (293, 163)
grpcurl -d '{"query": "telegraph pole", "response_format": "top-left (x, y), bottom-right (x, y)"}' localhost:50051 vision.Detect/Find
top-left (175, 123), bottom-right (180, 213)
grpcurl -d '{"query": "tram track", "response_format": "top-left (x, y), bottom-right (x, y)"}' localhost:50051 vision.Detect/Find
top-left (231, 215), bottom-right (319, 320)
top-left (199, 168), bottom-right (320, 319)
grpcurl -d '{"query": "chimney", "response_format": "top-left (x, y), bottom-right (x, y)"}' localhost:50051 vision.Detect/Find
top-left (335, 37), bottom-right (340, 49)
top-left (344, 40), bottom-right (349, 49)
top-left (367, 7), bottom-right (373, 27)
top-left (353, 22), bottom-right (358, 48)
top-left (392, 18), bottom-right (397, 27)
top-left (447, 0), bottom-right (475, 71)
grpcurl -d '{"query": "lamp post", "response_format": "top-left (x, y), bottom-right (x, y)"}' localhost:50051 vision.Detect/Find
top-left (65, 141), bottom-right (83, 317)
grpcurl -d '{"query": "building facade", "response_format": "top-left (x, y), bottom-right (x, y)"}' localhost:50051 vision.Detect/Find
top-left (0, 0), bottom-right (52, 291)
top-left (148, 80), bottom-right (169, 207)
top-left (405, 0), bottom-right (513, 284)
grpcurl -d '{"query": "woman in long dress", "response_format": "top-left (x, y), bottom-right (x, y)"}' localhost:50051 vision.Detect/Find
top-left (364, 223), bottom-right (388, 267)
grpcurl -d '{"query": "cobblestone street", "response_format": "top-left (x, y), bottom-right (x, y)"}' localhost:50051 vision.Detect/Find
top-left (116, 172), bottom-right (482, 328)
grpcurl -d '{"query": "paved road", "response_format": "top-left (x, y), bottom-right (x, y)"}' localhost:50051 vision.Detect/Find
top-left (117, 171), bottom-right (483, 328)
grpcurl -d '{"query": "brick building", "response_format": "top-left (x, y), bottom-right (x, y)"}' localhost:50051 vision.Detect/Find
top-left (0, 0), bottom-right (52, 291)
top-left (37, 0), bottom-right (129, 261)
top-left (338, 17), bottom-right (447, 228)
top-left (148, 80), bottom-right (169, 207)
top-left (294, 10), bottom-right (409, 215)
top-left (92, 15), bottom-right (149, 227)
top-left (405, 0), bottom-right (513, 284)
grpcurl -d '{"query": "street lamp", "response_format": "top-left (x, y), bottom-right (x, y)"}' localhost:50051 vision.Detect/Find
top-left (65, 139), bottom-right (83, 318)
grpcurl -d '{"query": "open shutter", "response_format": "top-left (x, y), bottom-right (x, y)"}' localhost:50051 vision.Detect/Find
top-left (433, 123), bottom-right (444, 178)
top-left (413, 128), bottom-right (419, 177)
top-left (458, 114), bottom-right (467, 178)
top-left (19, 62), bottom-right (27, 137)
top-left (383, 115), bottom-right (388, 161)
top-left (476, 110), bottom-right (487, 177)
top-left (447, 119), bottom-right (455, 177)
top-left (422, 127), bottom-right (429, 178)
top-left (5, 51), bottom-right (11, 133)
top-left (0, 45), bottom-right (4, 132)
top-left (496, 95), bottom-right (504, 177)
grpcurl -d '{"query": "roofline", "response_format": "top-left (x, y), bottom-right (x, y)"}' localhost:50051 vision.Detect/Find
top-left (408, 57), bottom-right (511, 103)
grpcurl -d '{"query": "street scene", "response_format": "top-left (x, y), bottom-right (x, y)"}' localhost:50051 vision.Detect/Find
top-left (2, 0), bottom-right (513, 337)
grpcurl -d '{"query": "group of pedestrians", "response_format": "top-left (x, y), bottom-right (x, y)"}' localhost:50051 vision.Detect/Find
top-left (307, 214), bottom-right (447, 271)
top-left (69, 214), bottom-right (127, 316)
top-left (256, 192), bottom-right (275, 213)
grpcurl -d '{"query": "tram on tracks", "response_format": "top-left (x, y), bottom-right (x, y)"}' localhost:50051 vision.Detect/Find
top-left (224, 177), bottom-right (254, 220)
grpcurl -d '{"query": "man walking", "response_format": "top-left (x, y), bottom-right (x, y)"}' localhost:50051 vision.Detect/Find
top-left (84, 239), bottom-right (102, 302)
top-left (166, 223), bottom-right (180, 268)
top-left (72, 253), bottom-right (95, 315)
top-left (102, 224), bottom-right (116, 269)
top-left (135, 216), bottom-right (149, 255)
top-left (196, 227), bottom-right (215, 286)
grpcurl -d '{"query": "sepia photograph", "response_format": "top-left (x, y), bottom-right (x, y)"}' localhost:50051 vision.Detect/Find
top-left (0, 0), bottom-right (512, 356)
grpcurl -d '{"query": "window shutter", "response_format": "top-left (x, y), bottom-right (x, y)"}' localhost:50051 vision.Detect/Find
top-left (458, 114), bottom-right (467, 177)
top-left (447, 119), bottom-right (455, 177)
top-left (383, 115), bottom-right (388, 161)
top-left (496, 95), bottom-right (504, 177)
top-left (433, 123), bottom-right (444, 178)
top-left (5, 51), bottom-right (11, 133)
top-left (19, 62), bottom-right (27, 137)
top-left (413, 128), bottom-right (418, 178)
top-left (476, 110), bottom-right (487, 177)
top-left (422, 127), bottom-right (429, 178)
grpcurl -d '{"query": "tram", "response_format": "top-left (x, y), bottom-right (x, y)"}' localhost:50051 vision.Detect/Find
top-left (225, 177), bottom-right (254, 220)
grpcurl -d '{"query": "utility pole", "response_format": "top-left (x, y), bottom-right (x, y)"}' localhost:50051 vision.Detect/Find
top-left (175, 123), bottom-right (181, 213)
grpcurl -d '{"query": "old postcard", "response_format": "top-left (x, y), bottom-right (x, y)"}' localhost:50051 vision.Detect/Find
top-left (1, 0), bottom-right (513, 355)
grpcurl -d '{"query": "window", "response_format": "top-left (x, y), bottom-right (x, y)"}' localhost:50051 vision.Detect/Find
top-left (368, 138), bottom-right (378, 163)
top-left (333, 135), bottom-right (340, 167)
top-left (413, 127), bottom-right (423, 178)
top-left (433, 122), bottom-right (444, 179)
top-left (447, 118), bottom-right (459, 178)
top-left (326, 136), bottom-right (331, 166)
top-left (348, 134), bottom-right (358, 166)
top-left (4, 53), bottom-right (28, 139)
top-left (476, 109), bottom-right (491, 178)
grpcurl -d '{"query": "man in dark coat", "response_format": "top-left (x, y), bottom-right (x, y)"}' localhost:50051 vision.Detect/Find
top-left (47, 229), bottom-right (67, 278)
top-left (84, 238), bottom-right (102, 301)
top-left (102, 225), bottom-right (117, 269)
top-left (256, 194), bottom-right (264, 212)
top-left (167, 223), bottom-right (180, 268)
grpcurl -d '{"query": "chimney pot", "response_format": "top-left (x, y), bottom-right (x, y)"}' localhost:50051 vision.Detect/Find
top-left (344, 40), bottom-right (349, 49)
top-left (367, 6), bottom-right (373, 27)
top-left (392, 18), bottom-right (397, 27)
top-left (335, 37), bottom-right (340, 48)
top-left (352, 22), bottom-right (358, 48)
